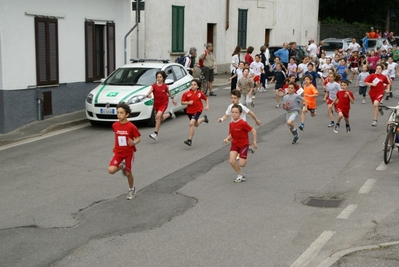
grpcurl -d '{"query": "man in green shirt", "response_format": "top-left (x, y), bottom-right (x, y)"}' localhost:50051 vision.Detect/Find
top-left (393, 46), bottom-right (399, 62)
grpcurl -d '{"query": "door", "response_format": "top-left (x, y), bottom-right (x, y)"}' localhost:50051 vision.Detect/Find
top-left (207, 23), bottom-right (215, 46)
top-left (265, 29), bottom-right (271, 45)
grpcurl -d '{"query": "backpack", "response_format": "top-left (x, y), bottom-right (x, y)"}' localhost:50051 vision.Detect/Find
top-left (176, 55), bottom-right (187, 66)
top-left (198, 50), bottom-right (207, 68)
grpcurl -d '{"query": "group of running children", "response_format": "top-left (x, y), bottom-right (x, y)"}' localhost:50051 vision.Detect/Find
top-left (108, 49), bottom-right (397, 199)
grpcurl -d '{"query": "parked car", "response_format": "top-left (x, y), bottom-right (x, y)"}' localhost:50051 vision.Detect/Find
top-left (85, 59), bottom-right (193, 126)
top-left (268, 45), bottom-right (308, 65)
top-left (322, 38), bottom-right (351, 58)
top-left (364, 38), bottom-right (392, 53)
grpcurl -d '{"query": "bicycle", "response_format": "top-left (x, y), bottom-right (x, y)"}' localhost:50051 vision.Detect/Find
top-left (380, 103), bottom-right (399, 164)
top-left (199, 67), bottom-right (209, 95)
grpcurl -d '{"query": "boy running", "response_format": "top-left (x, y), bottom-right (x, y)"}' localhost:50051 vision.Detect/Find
top-left (299, 74), bottom-right (319, 130)
top-left (181, 79), bottom-right (209, 146)
top-left (108, 103), bottom-right (141, 200)
top-left (218, 89), bottom-right (261, 126)
top-left (332, 80), bottom-right (355, 133)
top-left (356, 65), bottom-right (370, 104)
top-left (146, 71), bottom-right (177, 141)
top-left (324, 72), bottom-right (341, 127)
top-left (250, 54), bottom-right (265, 93)
top-left (282, 82), bottom-right (307, 144)
top-left (223, 104), bottom-right (257, 183)
top-left (364, 64), bottom-right (391, 126)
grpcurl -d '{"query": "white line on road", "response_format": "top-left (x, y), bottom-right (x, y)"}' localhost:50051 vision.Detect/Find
top-left (376, 161), bottom-right (387, 171)
top-left (336, 204), bottom-right (358, 219)
top-left (358, 179), bottom-right (377, 194)
top-left (0, 124), bottom-right (89, 151)
top-left (290, 231), bottom-right (335, 267)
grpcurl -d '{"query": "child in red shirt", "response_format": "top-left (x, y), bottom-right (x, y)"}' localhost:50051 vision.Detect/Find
top-left (146, 71), bottom-right (177, 141)
top-left (223, 104), bottom-right (257, 183)
top-left (331, 80), bottom-right (354, 133)
top-left (108, 103), bottom-right (141, 200)
top-left (181, 79), bottom-right (209, 146)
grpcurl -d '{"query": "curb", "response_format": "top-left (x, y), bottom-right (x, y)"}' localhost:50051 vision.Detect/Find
top-left (317, 241), bottom-right (399, 267)
top-left (0, 118), bottom-right (88, 147)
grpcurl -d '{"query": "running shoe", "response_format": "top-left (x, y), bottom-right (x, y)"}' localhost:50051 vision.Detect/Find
top-left (184, 139), bottom-right (192, 146)
top-left (292, 135), bottom-right (300, 144)
top-left (298, 123), bottom-right (304, 131)
top-left (346, 125), bottom-right (351, 133)
top-left (362, 99), bottom-right (365, 104)
top-left (149, 132), bottom-right (158, 140)
top-left (234, 174), bottom-right (246, 183)
top-left (334, 124), bottom-right (339, 133)
top-left (328, 122), bottom-right (335, 127)
top-left (127, 188), bottom-right (136, 200)
top-left (372, 120), bottom-right (377, 127)
top-left (276, 103), bottom-right (280, 108)
top-left (379, 107), bottom-right (384, 116)
top-left (204, 115), bottom-right (209, 123)
top-left (209, 92), bottom-right (217, 96)
top-left (170, 110), bottom-right (176, 119)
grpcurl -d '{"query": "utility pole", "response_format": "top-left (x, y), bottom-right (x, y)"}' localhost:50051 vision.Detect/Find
top-left (132, 0), bottom-right (145, 58)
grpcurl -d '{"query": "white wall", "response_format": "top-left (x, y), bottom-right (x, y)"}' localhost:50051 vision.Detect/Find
top-left (0, 0), bottom-right (131, 90)
top-left (131, 0), bottom-right (318, 71)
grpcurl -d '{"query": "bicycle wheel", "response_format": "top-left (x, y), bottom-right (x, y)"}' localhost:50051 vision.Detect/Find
top-left (201, 79), bottom-right (208, 95)
top-left (384, 127), bottom-right (395, 164)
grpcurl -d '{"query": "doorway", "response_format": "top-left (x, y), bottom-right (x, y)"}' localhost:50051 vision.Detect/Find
top-left (207, 23), bottom-right (215, 47)
top-left (265, 28), bottom-right (271, 45)
top-left (95, 25), bottom-right (105, 80)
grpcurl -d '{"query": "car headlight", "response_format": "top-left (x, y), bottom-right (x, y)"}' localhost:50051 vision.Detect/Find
top-left (126, 95), bottom-right (147, 105)
top-left (86, 93), bottom-right (93, 104)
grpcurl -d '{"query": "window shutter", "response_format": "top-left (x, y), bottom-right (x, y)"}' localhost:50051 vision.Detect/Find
top-left (106, 22), bottom-right (116, 75)
top-left (48, 20), bottom-right (59, 83)
top-left (35, 17), bottom-right (59, 85)
top-left (172, 6), bottom-right (184, 52)
top-left (237, 9), bottom-right (248, 49)
top-left (85, 21), bottom-right (95, 82)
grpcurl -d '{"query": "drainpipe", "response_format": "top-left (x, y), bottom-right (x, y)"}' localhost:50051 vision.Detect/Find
top-left (124, 23), bottom-right (138, 64)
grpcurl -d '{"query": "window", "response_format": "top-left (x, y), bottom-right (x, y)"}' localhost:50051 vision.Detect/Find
top-left (35, 17), bottom-right (59, 85)
top-left (85, 21), bottom-right (116, 82)
top-left (172, 65), bottom-right (185, 80)
top-left (237, 9), bottom-right (248, 49)
top-left (172, 5), bottom-right (184, 53)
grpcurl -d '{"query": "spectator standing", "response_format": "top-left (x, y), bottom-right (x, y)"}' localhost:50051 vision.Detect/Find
top-left (274, 43), bottom-right (289, 68)
top-left (198, 43), bottom-right (217, 96)
top-left (184, 47), bottom-right (197, 76)
top-left (362, 32), bottom-right (369, 55)
top-left (388, 32), bottom-right (397, 46)
top-left (369, 27), bottom-right (376, 38)
top-left (244, 46), bottom-right (254, 65)
top-left (382, 29), bottom-right (390, 38)
top-left (230, 45), bottom-right (242, 92)
top-left (260, 45), bottom-right (270, 90)
top-left (306, 39), bottom-right (318, 63)
top-left (288, 42), bottom-right (298, 62)
top-left (348, 38), bottom-right (361, 54)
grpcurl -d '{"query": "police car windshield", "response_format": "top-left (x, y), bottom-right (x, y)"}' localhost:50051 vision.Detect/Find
top-left (105, 68), bottom-right (160, 86)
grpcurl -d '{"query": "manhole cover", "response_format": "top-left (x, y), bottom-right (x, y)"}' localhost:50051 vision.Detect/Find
top-left (303, 197), bottom-right (343, 208)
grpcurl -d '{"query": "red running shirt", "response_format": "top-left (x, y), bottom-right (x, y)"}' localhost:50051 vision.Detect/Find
top-left (365, 74), bottom-right (390, 96)
top-left (152, 83), bottom-right (169, 109)
top-left (112, 121), bottom-right (141, 153)
top-left (335, 90), bottom-right (354, 110)
top-left (181, 89), bottom-right (207, 114)
top-left (229, 119), bottom-right (253, 147)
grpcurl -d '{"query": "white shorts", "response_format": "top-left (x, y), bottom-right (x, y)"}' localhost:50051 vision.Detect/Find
top-left (286, 111), bottom-right (299, 123)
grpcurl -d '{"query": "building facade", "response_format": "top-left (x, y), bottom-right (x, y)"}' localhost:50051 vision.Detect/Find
top-left (0, 0), bottom-right (131, 133)
top-left (132, 0), bottom-right (319, 73)
top-left (0, 0), bottom-right (318, 133)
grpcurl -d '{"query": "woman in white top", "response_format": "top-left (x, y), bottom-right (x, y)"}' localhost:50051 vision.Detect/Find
top-left (230, 45), bottom-right (242, 92)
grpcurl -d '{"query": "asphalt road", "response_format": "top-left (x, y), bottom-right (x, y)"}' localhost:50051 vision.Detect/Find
top-left (1, 81), bottom-right (399, 267)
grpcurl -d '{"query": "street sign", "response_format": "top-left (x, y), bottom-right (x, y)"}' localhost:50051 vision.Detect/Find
top-left (132, 1), bottom-right (145, 11)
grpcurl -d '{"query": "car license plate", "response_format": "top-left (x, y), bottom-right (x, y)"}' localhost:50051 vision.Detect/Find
top-left (100, 108), bottom-right (115, 114)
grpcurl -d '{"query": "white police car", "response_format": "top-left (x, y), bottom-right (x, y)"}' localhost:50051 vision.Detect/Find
top-left (85, 59), bottom-right (193, 126)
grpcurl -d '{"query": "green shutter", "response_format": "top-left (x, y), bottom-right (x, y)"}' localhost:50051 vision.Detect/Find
top-left (238, 9), bottom-right (248, 49)
top-left (172, 5), bottom-right (184, 52)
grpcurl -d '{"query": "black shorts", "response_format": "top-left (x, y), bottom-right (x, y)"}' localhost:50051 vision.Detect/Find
top-left (203, 67), bottom-right (214, 82)
top-left (187, 112), bottom-right (202, 121)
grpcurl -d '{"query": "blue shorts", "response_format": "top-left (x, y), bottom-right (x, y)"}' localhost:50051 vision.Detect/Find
top-left (187, 112), bottom-right (202, 121)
